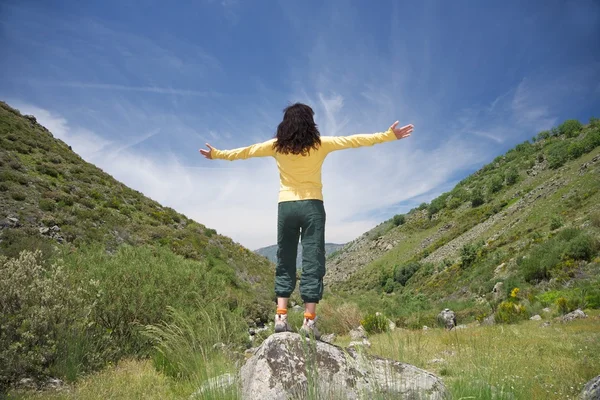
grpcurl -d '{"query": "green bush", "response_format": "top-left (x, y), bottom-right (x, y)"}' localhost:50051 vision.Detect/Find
top-left (470, 187), bottom-right (484, 207)
top-left (558, 119), bottom-right (582, 138)
top-left (505, 167), bottom-right (519, 185)
top-left (519, 229), bottom-right (598, 283)
top-left (36, 164), bottom-right (60, 178)
top-left (460, 242), bottom-right (480, 268)
top-left (392, 214), bottom-right (405, 226)
top-left (447, 196), bottom-right (462, 209)
top-left (360, 312), bottom-right (389, 334)
top-left (393, 261), bottom-right (421, 286)
top-left (536, 130), bottom-right (550, 141)
top-left (550, 215), bottom-right (563, 230)
top-left (568, 142), bottom-right (585, 159)
top-left (546, 141), bottom-right (570, 169)
top-left (488, 174), bottom-right (503, 194)
top-left (11, 191), bottom-right (26, 201)
top-left (39, 198), bottom-right (56, 211)
top-left (0, 251), bottom-right (97, 390)
top-left (582, 128), bottom-right (600, 152)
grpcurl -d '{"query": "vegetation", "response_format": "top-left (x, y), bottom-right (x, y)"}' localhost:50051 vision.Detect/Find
top-left (2, 102), bottom-right (600, 399)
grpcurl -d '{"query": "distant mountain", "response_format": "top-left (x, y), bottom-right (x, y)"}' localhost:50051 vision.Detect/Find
top-left (255, 242), bottom-right (345, 267)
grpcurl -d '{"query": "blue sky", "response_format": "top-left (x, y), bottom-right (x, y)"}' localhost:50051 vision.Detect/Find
top-left (1, 0), bottom-right (599, 249)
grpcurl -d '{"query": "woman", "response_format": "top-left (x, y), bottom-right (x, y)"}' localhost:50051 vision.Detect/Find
top-left (199, 103), bottom-right (413, 338)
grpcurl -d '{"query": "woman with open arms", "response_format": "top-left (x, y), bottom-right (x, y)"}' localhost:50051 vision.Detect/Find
top-left (199, 103), bottom-right (413, 339)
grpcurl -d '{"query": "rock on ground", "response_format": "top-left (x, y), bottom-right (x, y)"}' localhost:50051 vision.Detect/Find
top-left (437, 309), bottom-right (456, 330)
top-left (580, 375), bottom-right (600, 400)
top-left (561, 309), bottom-right (587, 323)
top-left (349, 325), bottom-right (367, 340)
top-left (241, 332), bottom-right (449, 400)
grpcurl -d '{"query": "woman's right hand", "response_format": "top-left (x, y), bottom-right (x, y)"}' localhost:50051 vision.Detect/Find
top-left (199, 143), bottom-right (214, 159)
top-left (390, 121), bottom-right (413, 140)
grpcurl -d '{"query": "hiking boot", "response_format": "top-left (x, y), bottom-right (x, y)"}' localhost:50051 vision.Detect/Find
top-left (300, 317), bottom-right (321, 339)
top-left (274, 313), bottom-right (291, 333)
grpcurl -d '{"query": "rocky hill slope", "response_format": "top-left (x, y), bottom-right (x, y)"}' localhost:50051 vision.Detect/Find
top-left (0, 101), bottom-right (274, 320)
top-left (325, 117), bottom-right (600, 319)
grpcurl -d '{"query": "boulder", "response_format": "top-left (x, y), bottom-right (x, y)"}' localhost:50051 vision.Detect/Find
top-left (580, 375), bottom-right (600, 400)
top-left (437, 309), bottom-right (457, 330)
top-left (320, 333), bottom-right (336, 344)
top-left (530, 315), bottom-right (542, 321)
top-left (241, 332), bottom-right (449, 400)
top-left (492, 282), bottom-right (505, 301)
top-left (561, 309), bottom-right (587, 323)
top-left (349, 326), bottom-right (367, 340)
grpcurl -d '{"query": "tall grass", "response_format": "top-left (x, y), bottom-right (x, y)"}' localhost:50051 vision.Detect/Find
top-left (368, 315), bottom-right (600, 400)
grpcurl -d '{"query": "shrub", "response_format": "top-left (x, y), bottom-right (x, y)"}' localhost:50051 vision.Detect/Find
top-left (39, 198), bottom-right (56, 211)
top-left (556, 297), bottom-right (569, 315)
top-left (505, 167), bottom-right (519, 185)
top-left (392, 214), bottom-right (405, 226)
top-left (546, 141), bottom-right (570, 169)
top-left (360, 312), bottom-right (389, 334)
top-left (428, 194), bottom-right (448, 217)
top-left (11, 191), bottom-right (26, 201)
top-left (536, 130), bottom-right (551, 141)
top-left (495, 301), bottom-right (529, 324)
top-left (0, 182), bottom-right (9, 192)
top-left (488, 174), bottom-right (503, 194)
top-left (460, 242), bottom-right (481, 268)
top-left (582, 128), bottom-right (600, 152)
top-left (393, 261), bottom-right (421, 286)
top-left (550, 215), bottom-right (563, 230)
top-left (36, 164), bottom-right (60, 178)
top-left (568, 142), bottom-right (585, 159)
top-left (470, 187), bottom-right (484, 207)
top-left (558, 119), bottom-right (582, 138)
top-left (447, 196), bottom-right (462, 209)
top-left (563, 233), bottom-right (596, 261)
top-left (0, 251), bottom-right (96, 390)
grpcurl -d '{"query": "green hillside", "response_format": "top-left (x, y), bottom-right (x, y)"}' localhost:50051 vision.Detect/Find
top-left (0, 101), bottom-right (274, 390)
top-left (325, 117), bottom-right (600, 327)
top-left (255, 242), bottom-right (345, 266)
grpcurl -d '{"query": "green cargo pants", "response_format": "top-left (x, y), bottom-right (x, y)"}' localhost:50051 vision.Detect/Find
top-left (275, 199), bottom-right (326, 303)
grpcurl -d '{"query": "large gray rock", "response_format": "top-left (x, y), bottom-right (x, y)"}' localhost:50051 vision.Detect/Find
top-left (492, 282), bottom-right (505, 302)
top-left (437, 309), bottom-right (456, 330)
top-left (240, 332), bottom-right (449, 400)
top-left (561, 309), bottom-right (587, 323)
top-left (580, 375), bottom-right (600, 400)
top-left (349, 325), bottom-right (367, 340)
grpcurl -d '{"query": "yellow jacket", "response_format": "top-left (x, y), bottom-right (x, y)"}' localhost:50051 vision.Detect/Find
top-left (212, 128), bottom-right (397, 202)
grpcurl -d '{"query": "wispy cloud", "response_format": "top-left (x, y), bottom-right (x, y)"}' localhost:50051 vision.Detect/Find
top-left (31, 81), bottom-right (219, 97)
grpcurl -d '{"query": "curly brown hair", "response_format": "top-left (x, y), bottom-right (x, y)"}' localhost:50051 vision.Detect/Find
top-left (273, 103), bottom-right (321, 155)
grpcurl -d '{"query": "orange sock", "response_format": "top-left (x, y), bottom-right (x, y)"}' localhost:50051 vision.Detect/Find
top-left (304, 312), bottom-right (316, 320)
top-left (276, 308), bottom-right (287, 315)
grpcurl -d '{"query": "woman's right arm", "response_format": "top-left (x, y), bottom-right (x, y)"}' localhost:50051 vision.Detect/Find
top-left (200, 139), bottom-right (276, 161)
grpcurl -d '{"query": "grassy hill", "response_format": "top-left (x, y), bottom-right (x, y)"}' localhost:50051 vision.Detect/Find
top-left (255, 242), bottom-right (345, 266)
top-left (0, 101), bottom-right (275, 390)
top-left (324, 117), bottom-right (600, 327)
